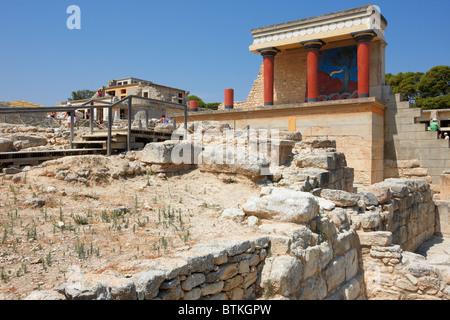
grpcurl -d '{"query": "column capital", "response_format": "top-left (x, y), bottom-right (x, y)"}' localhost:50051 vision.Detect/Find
top-left (257, 47), bottom-right (280, 57)
top-left (300, 39), bottom-right (325, 50)
top-left (351, 30), bottom-right (377, 43)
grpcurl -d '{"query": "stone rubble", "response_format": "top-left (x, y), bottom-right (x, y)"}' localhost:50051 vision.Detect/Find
top-left (2, 121), bottom-right (448, 300)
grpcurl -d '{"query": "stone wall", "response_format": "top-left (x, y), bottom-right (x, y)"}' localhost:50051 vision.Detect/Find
top-left (243, 48), bottom-right (307, 109)
top-left (279, 139), bottom-right (354, 192)
top-left (353, 179), bottom-right (436, 252)
top-left (25, 177), bottom-right (447, 300)
top-left (383, 91), bottom-right (450, 189)
top-left (362, 244), bottom-right (450, 300)
top-left (26, 237), bottom-right (270, 300)
top-left (242, 186), bottom-right (365, 300)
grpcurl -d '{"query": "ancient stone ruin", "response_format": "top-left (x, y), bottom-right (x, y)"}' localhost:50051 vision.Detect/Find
top-left (18, 121), bottom-right (449, 301)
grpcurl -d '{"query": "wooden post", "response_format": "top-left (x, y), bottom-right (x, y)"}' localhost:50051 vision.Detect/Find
top-left (127, 98), bottom-right (132, 152)
top-left (70, 111), bottom-right (74, 149)
top-left (145, 109), bottom-right (149, 130)
top-left (90, 102), bottom-right (94, 134)
top-left (184, 104), bottom-right (188, 140)
top-left (107, 107), bottom-right (112, 156)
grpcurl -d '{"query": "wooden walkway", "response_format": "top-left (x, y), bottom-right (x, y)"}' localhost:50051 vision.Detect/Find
top-left (0, 148), bottom-right (106, 168)
top-left (72, 128), bottom-right (176, 151)
top-left (0, 129), bottom-right (178, 168)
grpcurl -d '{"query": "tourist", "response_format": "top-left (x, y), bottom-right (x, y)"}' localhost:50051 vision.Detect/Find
top-left (65, 111), bottom-right (77, 129)
top-left (444, 132), bottom-right (449, 140)
top-left (97, 88), bottom-right (103, 97)
top-left (158, 115), bottom-right (169, 124)
top-left (430, 118), bottom-right (443, 138)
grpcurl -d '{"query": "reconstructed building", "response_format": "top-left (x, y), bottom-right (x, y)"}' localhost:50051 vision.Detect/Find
top-left (174, 5), bottom-right (449, 193)
top-left (59, 77), bottom-right (189, 121)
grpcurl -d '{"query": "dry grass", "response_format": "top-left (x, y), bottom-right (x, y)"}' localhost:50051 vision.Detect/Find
top-left (0, 155), bottom-right (262, 299)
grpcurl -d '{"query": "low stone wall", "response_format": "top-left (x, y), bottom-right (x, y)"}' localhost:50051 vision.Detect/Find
top-left (26, 237), bottom-right (270, 300)
top-left (436, 200), bottom-right (450, 235)
top-left (279, 139), bottom-right (354, 193)
top-left (356, 179), bottom-right (436, 252)
top-left (257, 224), bottom-right (365, 300)
top-left (22, 144), bottom-right (447, 300)
top-left (363, 244), bottom-right (450, 300)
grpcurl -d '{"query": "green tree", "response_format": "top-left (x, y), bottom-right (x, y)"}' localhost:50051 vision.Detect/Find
top-left (386, 65), bottom-right (449, 109)
top-left (189, 95), bottom-right (221, 110)
top-left (205, 102), bottom-right (220, 110)
top-left (68, 89), bottom-right (96, 101)
top-left (385, 71), bottom-right (424, 102)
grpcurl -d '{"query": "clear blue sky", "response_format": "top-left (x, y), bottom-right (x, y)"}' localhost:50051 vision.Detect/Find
top-left (0, 0), bottom-right (448, 106)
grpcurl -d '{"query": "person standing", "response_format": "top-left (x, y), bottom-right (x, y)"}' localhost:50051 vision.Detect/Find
top-left (430, 118), bottom-right (443, 138)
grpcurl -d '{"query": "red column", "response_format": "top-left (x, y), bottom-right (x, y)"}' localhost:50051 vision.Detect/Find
top-left (224, 88), bottom-right (234, 109)
top-left (301, 40), bottom-right (325, 102)
top-left (189, 100), bottom-right (198, 111)
top-left (352, 31), bottom-right (376, 98)
top-left (259, 48), bottom-right (279, 106)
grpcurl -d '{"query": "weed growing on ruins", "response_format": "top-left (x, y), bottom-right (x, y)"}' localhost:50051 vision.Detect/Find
top-left (264, 280), bottom-right (274, 299)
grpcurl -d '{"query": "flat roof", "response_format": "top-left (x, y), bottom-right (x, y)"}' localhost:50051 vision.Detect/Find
top-left (249, 4), bottom-right (387, 53)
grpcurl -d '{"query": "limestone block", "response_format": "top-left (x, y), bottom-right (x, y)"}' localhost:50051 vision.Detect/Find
top-left (218, 263), bottom-right (239, 281)
top-left (141, 140), bottom-right (201, 165)
top-left (324, 256), bottom-right (346, 293)
top-left (331, 229), bottom-right (354, 256)
top-left (279, 131), bottom-right (302, 141)
top-left (242, 187), bottom-right (319, 223)
top-left (344, 249), bottom-right (358, 281)
top-left (259, 256), bottom-right (303, 297)
top-left (158, 285), bottom-right (184, 300)
top-left (223, 275), bottom-right (244, 291)
top-left (360, 212), bottom-right (382, 229)
top-left (183, 287), bottom-right (201, 300)
top-left (0, 138), bottom-right (13, 152)
top-left (357, 231), bottom-right (393, 247)
top-left (268, 235), bottom-right (291, 255)
top-left (441, 173), bottom-right (450, 200)
top-left (341, 277), bottom-right (360, 300)
top-left (198, 148), bottom-right (271, 178)
top-left (131, 270), bottom-right (166, 300)
top-left (296, 275), bottom-right (327, 300)
top-left (318, 189), bottom-right (359, 207)
top-left (315, 216), bottom-right (337, 240)
top-left (221, 207), bottom-right (245, 222)
top-left (181, 273), bottom-right (206, 292)
top-left (90, 272), bottom-right (137, 300)
top-left (25, 290), bottom-right (67, 300)
top-left (295, 139), bottom-right (336, 150)
top-left (292, 245), bottom-right (320, 280)
top-left (358, 192), bottom-right (379, 206)
top-left (294, 152), bottom-right (346, 171)
top-left (402, 167), bottom-right (428, 177)
top-left (435, 201), bottom-right (450, 235)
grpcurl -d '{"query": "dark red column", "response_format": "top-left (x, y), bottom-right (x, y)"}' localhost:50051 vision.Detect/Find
top-left (224, 88), bottom-right (234, 109)
top-left (352, 31), bottom-right (376, 98)
top-left (259, 48), bottom-right (279, 106)
top-left (301, 40), bottom-right (325, 102)
top-left (189, 100), bottom-right (198, 112)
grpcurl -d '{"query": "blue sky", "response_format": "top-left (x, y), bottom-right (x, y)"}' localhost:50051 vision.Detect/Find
top-left (0, 0), bottom-right (448, 106)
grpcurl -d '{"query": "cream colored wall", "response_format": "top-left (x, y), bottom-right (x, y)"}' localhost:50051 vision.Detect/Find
top-left (178, 100), bottom-right (385, 186)
top-left (294, 110), bottom-right (383, 185)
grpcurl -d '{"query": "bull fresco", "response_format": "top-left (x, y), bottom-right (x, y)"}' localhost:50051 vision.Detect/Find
top-left (309, 45), bottom-right (359, 101)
